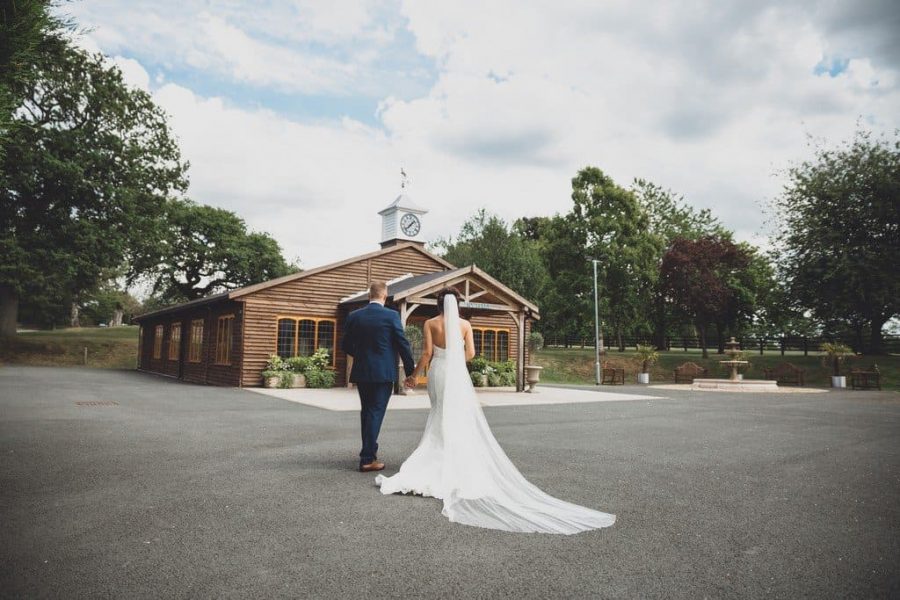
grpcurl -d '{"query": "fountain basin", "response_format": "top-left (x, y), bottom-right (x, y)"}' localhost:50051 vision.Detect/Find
top-left (691, 378), bottom-right (779, 392)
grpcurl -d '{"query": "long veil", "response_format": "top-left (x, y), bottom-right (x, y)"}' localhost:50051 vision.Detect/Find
top-left (437, 294), bottom-right (616, 534)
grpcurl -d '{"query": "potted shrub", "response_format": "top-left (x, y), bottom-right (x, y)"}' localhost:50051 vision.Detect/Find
top-left (470, 370), bottom-right (485, 387)
top-left (262, 370), bottom-right (281, 388)
top-left (635, 344), bottom-right (658, 384)
top-left (469, 356), bottom-right (489, 387)
top-left (303, 348), bottom-right (335, 388)
top-left (262, 355), bottom-right (285, 387)
top-left (286, 356), bottom-right (310, 388)
top-left (277, 370), bottom-right (295, 389)
top-left (821, 342), bottom-right (852, 388)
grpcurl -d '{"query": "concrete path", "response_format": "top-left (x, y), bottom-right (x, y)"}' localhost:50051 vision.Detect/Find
top-left (1, 366), bottom-right (898, 599)
top-left (249, 384), bottom-right (661, 411)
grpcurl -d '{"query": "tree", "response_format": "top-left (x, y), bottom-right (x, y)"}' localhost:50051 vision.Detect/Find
top-left (631, 178), bottom-right (725, 349)
top-left (433, 209), bottom-right (548, 303)
top-left (660, 236), bottom-right (752, 358)
top-left (569, 168), bottom-right (662, 350)
top-left (774, 128), bottom-right (900, 353)
top-left (0, 41), bottom-right (188, 336)
top-left (143, 199), bottom-right (295, 302)
top-left (0, 0), bottom-right (70, 163)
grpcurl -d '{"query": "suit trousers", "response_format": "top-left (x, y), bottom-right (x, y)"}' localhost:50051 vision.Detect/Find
top-left (357, 381), bottom-right (394, 465)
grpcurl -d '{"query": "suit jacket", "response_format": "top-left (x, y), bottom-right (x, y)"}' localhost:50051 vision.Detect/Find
top-left (341, 302), bottom-right (415, 384)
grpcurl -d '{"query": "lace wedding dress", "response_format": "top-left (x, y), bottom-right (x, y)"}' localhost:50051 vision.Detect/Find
top-left (376, 294), bottom-right (615, 534)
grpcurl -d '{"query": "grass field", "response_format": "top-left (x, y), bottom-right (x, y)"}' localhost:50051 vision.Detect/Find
top-left (0, 326), bottom-right (139, 369)
top-left (532, 346), bottom-right (899, 390)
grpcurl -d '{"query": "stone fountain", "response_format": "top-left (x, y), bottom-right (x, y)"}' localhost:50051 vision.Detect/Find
top-left (720, 337), bottom-right (747, 381)
top-left (691, 337), bottom-right (778, 392)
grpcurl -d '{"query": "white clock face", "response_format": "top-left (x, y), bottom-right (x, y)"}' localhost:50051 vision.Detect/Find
top-left (400, 213), bottom-right (421, 237)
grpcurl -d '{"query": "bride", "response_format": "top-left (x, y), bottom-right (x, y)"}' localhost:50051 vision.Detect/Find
top-left (376, 287), bottom-right (615, 534)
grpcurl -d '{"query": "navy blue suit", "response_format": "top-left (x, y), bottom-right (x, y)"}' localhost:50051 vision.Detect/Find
top-left (341, 302), bottom-right (415, 466)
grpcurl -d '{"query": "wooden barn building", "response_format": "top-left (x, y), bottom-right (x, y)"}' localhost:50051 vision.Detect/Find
top-left (133, 194), bottom-right (540, 391)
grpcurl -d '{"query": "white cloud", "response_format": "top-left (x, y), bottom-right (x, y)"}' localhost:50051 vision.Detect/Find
top-left (62, 0), bottom-right (900, 270)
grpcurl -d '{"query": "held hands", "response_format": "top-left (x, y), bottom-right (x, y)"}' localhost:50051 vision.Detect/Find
top-left (404, 375), bottom-right (418, 389)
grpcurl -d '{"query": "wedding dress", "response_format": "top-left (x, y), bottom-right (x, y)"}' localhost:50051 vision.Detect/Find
top-left (376, 294), bottom-right (615, 534)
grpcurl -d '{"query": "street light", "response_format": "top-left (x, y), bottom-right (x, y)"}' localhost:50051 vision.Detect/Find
top-left (592, 259), bottom-right (603, 385)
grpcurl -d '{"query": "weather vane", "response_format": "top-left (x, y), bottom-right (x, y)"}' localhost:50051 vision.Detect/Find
top-left (400, 167), bottom-right (410, 190)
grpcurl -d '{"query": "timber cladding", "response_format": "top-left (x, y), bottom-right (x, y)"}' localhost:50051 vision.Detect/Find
top-left (240, 246), bottom-right (450, 387)
top-left (132, 243), bottom-right (537, 388)
top-left (137, 300), bottom-right (243, 387)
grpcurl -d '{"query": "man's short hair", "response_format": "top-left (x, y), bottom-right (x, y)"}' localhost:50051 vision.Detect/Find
top-left (368, 281), bottom-right (388, 300)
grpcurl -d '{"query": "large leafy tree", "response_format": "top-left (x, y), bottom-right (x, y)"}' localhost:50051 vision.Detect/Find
top-left (0, 40), bottom-right (188, 335)
top-left (143, 200), bottom-right (295, 303)
top-left (570, 168), bottom-right (662, 350)
top-left (660, 236), bottom-right (753, 358)
top-left (631, 178), bottom-right (724, 349)
top-left (774, 128), bottom-right (900, 353)
top-left (433, 209), bottom-right (547, 304)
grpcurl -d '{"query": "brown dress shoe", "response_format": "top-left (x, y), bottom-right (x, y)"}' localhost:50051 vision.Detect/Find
top-left (359, 460), bottom-right (385, 472)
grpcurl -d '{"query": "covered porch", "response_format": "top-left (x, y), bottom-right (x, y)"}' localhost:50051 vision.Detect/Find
top-left (339, 265), bottom-right (540, 392)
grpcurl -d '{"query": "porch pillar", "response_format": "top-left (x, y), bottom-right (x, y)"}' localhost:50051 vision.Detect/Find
top-left (396, 300), bottom-right (407, 395)
top-left (509, 310), bottom-right (526, 393)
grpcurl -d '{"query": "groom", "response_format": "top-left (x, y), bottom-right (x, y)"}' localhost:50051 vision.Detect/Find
top-left (341, 281), bottom-right (416, 472)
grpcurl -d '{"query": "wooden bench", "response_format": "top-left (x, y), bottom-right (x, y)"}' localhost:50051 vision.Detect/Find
top-left (850, 364), bottom-right (881, 390)
top-left (674, 362), bottom-right (707, 384)
top-left (601, 363), bottom-right (625, 385)
top-left (763, 362), bottom-right (805, 386)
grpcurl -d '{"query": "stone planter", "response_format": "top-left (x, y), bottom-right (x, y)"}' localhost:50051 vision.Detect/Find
top-left (637, 372), bottom-right (650, 384)
top-left (831, 375), bottom-right (846, 388)
top-left (263, 376), bottom-right (280, 388)
top-left (291, 373), bottom-right (307, 388)
top-left (524, 365), bottom-right (543, 393)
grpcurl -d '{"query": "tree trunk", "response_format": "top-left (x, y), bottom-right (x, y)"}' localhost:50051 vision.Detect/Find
top-left (70, 303), bottom-right (80, 328)
top-left (652, 292), bottom-right (667, 350)
top-left (869, 316), bottom-right (887, 355)
top-left (698, 323), bottom-right (708, 359)
top-left (112, 308), bottom-right (124, 327)
top-left (716, 322), bottom-right (725, 354)
top-left (0, 284), bottom-right (18, 337)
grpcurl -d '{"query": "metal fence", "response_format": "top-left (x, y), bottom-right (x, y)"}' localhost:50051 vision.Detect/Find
top-left (543, 335), bottom-right (900, 355)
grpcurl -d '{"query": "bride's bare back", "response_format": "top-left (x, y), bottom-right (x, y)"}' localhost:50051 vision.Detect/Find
top-left (409, 315), bottom-right (476, 380)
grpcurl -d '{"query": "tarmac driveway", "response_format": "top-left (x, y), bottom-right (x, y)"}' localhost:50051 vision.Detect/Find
top-left (1, 366), bottom-right (898, 599)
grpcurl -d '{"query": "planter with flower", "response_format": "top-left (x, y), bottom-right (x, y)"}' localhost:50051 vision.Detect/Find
top-left (635, 345), bottom-right (658, 384)
top-left (821, 342), bottom-right (852, 388)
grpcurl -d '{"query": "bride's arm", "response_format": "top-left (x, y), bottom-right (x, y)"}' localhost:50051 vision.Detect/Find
top-left (462, 321), bottom-right (476, 361)
top-left (409, 321), bottom-right (434, 381)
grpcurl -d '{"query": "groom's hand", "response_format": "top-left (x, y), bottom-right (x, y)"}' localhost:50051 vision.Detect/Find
top-left (404, 375), bottom-right (418, 388)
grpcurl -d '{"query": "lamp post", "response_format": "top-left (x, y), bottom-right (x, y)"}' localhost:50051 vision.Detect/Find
top-left (592, 259), bottom-right (602, 385)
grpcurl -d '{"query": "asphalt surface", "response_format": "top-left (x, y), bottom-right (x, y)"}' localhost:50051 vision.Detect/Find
top-left (1, 366), bottom-right (898, 599)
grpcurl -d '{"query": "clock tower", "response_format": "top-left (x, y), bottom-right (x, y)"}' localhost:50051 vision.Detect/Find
top-left (378, 174), bottom-right (427, 248)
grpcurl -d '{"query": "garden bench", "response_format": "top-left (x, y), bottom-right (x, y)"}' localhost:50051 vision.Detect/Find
top-left (850, 364), bottom-right (881, 390)
top-left (601, 362), bottom-right (625, 385)
top-left (763, 362), bottom-right (805, 386)
top-left (674, 362), bottom-right (707, 384)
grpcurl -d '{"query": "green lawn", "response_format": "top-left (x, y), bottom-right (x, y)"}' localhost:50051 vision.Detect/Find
top-left (1, 326), bottom-right (139, 369)
top-left (533, 346), bottom-right (898, 390)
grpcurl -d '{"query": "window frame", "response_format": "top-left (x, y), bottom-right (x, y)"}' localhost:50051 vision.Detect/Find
top-left (188, 319), bottom-right (204, 363)
top-left (275, 315), bottom-right (337, 366)
top-left (168, 322), bottom-right (182, 361)
top-left (153, 325), bottom-right (164, 359)
top-left (472, 327), bottom-right (511, 361)
top-left (215, 314), bottom-right (235, 366)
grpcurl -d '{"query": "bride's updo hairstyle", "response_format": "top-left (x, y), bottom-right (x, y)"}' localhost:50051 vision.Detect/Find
top-left (435, 287), bottom-right (462, 314)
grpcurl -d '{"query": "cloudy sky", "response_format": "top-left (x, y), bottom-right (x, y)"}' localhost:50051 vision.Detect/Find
top-left (65, 0), bottom-right (900, 268)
